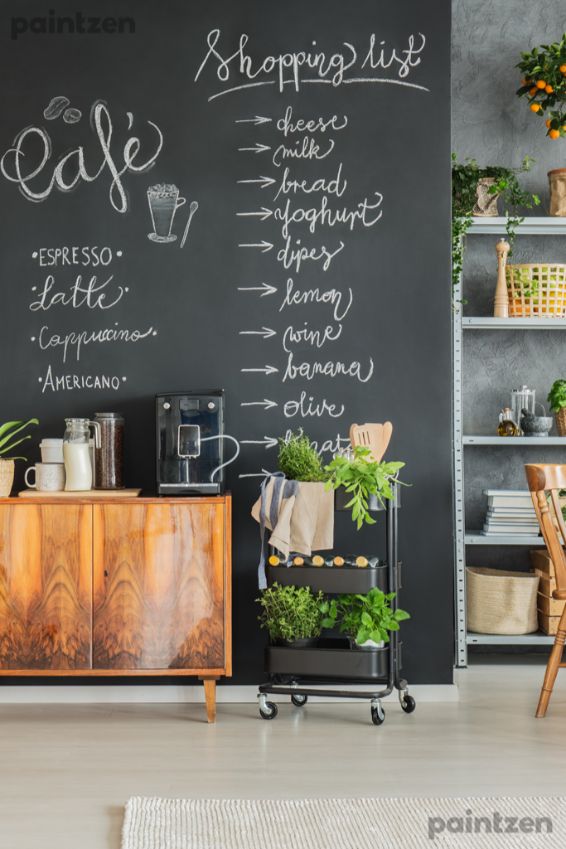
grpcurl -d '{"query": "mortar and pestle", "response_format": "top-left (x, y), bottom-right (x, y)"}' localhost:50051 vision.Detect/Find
top-left (520, 404), bottom-right (553, 437)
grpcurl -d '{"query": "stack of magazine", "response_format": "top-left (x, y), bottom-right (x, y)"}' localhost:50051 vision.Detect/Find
top-left (482, 490), bottom-right (540, 537)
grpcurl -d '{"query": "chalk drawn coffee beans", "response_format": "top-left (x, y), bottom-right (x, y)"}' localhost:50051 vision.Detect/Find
top-left (43, 95), bottom-right (70, 120)
top-left (63, 107), bottom-right (82, 124)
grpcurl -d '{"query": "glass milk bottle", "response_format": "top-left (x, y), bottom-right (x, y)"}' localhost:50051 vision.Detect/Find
top-left (63, 418), bottom-right (100, 491)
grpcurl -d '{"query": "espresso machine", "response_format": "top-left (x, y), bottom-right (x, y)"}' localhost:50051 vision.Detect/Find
top-left (156, 391), bottom-right (238, 495)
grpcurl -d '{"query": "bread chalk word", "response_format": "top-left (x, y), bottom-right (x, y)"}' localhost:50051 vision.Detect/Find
top-left (283, 391), bottom-right (345, 419)
top-left (29, 275), bottom-right (126, 312)
top-left (39, 366), bottom-right (125, 393)
top-left (37, 323), bottom-right (156, 363)
top-left (282, 353), bottom-right (374, 383)
top-left (0, 101), bottom-right (163, 213)
top-left (273, 163), bottom-right (347, 201)
top-left (279, 278), bottom-right (354, 322)
top-left (34, 246), bottom-right (115, 267)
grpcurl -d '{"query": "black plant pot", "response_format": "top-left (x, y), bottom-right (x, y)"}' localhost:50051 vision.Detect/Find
top-left (273, 637), bottom-right (319, 649)
top-left (334, 487), bottom-right (400, 512)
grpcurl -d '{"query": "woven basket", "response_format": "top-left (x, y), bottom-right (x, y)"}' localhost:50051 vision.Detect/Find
top-left (555, 408), bottom-right (566, 436)
top-left (0, 459), bottom-right (14, 498)
top-left (506, 263), bottom-right (566, 317)
top-left (467, 567), bottom-right (539, 635)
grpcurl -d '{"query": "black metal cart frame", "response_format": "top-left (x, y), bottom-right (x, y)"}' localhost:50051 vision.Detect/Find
top-left (257, 486), bottom-right (415, 725)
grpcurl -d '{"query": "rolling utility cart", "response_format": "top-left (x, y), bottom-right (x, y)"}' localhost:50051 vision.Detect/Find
top-left (257, 486), bottom-right (415, 726)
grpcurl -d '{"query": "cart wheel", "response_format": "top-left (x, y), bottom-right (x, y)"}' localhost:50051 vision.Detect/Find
top-left (400, 693), bottom-right (416, 714)
top-left (371, 700), bottom-right (385, 726)
top-left (259, 701), bottom-right (278, 720)
top-left (291, 694), bottom-right (308, 707)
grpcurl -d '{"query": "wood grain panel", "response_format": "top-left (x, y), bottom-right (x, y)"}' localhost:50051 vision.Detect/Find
top-left (0, 505), bottom-right (92, 669)
top-left (93, 503), bottom-right (226, 671)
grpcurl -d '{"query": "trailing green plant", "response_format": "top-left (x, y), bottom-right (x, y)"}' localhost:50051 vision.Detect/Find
top-left (256, 582), bottom-right (325, 643)
top-left (516, 34), bottom-right (566, 139)
top-left (278, 430), bottom-right (326, 482)
top-left (451, 154), bottom-right (540, 293)
top-left (324, 446), bottom-right (404, 530)
top-left (548, 379), bottom-right (566, 412)
top-left (0, 419), bottom-right (39, 461)
top-left (320, 589), bottom-right (410, 646)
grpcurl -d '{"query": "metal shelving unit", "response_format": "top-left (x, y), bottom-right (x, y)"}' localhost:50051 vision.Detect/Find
top-left (454, 216), bottom-right (566, 666)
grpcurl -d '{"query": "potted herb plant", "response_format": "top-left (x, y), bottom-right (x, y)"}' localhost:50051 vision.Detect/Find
top-left (548, 380), bottom-right (566, 435)
top-left (277, 430), bottom-right (326, 482)
top-left (321, 589), bottom-right (410, 649)
top-left (0, 419), bottom-right (39, 497)
top-left (256, 582), bottom-right (325, 647)
top-left (324, 446), bottom-right (404, 530)
top-left (452, 155), bottom-right (540, 291)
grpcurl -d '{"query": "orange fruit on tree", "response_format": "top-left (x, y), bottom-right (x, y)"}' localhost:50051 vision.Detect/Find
top-left (545, 84), bottom-right (554, 93)
top-left (529, 87), bottom-right (537, 96)
top-left (530, 103), bottom-right (541, 112)
top-left (546, 119), bottom-right (552, 127)
top-left (560, 64), bottom-right (566, 74)
top-left (549, 129), bottom-right (560, 139)
top-left (536, 79), bottom-right (547, 89)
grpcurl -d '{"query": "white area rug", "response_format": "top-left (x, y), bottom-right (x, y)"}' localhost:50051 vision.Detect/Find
top-left (122, 797), bottom-right (566, 848)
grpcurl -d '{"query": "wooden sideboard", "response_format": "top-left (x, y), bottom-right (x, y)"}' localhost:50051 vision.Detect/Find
top-left (0, 495), bottom-right (231, 722)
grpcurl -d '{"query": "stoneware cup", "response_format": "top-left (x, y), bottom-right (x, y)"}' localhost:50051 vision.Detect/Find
top-left (25, 462), bottom-right (65, 492)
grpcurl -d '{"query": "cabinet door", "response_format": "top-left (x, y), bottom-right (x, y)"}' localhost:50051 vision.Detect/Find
top-left (93, 503), bottom-right (226, 670)
top-left (0, 504), bottom-right (92, 670)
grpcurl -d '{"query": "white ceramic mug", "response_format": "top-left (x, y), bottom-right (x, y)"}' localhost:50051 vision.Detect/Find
top-left (25, 462), bottom-right (65, 492)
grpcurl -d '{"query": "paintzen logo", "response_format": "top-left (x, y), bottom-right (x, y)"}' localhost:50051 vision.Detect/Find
top-left (428, 808), bottom-right (553, 840)
top-left (11, 10), bottom-right (135, 40)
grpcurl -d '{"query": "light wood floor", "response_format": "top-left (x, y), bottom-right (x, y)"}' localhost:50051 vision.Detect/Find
top-left (1, 663), bottom-right (566, 849)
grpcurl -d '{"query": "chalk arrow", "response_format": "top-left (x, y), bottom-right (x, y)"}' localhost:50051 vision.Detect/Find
top-left (235, 116), bottom-right (272, 126)
top-left (237, 283), bottom-right (278, 297)
top-left (238, 240), bottom-right (273, 253)
top-left (237, 176), bottom-right (276, 189)
top-left (240, 436), bottom-right (278, 449)
top-left (239, 327), bottom-right (276, 339)
top-left (241, 399), bottom-right (278, 410)
top-left (238, 143), bottom-right (271, 154)
top-left (239, 468), bottom-right (274, 479)
top-left (241, 365), bottom-right (279, 375)
top-left (236, 207), bottom-right (273, 221)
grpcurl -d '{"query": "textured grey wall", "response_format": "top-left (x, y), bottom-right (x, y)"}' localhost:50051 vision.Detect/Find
top-left (453, 1), bottom-right (566, 568)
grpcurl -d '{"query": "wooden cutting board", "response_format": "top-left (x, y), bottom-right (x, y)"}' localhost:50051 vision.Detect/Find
top-left (18, 488), bottom-right (142, 499)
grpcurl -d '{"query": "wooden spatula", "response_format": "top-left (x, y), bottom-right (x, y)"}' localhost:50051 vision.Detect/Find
top-left (349, 422), bottom-right (393, 463)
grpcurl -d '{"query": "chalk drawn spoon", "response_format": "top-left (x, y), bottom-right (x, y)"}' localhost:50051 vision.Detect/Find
top-left (180, 201), bottom-right (199, 249)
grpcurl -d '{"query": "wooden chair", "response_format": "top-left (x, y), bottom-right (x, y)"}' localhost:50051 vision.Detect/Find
top-left (525, 464), bottom-right (566, 717)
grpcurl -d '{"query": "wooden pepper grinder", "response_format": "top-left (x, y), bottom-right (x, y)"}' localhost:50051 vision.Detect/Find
top-left (494, 238), bottom-right (510, 318)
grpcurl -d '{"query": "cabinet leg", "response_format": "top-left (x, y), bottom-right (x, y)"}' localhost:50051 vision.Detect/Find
top-left (201, 677), bottom-right (217, 723)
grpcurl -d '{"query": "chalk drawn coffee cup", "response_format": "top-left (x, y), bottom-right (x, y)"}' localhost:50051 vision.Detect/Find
top-left (147, 184), bottom-right (186, 243)
top-left (25, 462), bottom-right (65, 492)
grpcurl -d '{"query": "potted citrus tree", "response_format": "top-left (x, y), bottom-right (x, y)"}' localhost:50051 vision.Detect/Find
top-left (516, 34), bottom-right (566, 214)
top-left (0, 419), bottom-right (39, 497)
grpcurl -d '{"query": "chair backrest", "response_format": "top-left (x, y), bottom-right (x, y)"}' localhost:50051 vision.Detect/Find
top-left (350, 422), bottom-right (393, 464)
top-left (525, 464), bottom-right (566, 592)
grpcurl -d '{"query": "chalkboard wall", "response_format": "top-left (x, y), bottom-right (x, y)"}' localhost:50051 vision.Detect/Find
top-left (0, 0), bottom-right (453, 684)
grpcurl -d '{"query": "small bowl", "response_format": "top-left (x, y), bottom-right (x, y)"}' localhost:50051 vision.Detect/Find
top-left (520, 414), bottom-right (553, 436)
